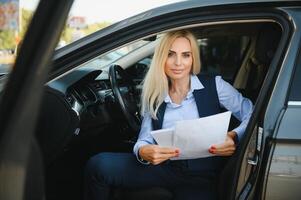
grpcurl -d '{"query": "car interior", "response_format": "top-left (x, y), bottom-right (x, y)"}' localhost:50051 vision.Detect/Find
top-left (35, 21), bottom-right (282, 200)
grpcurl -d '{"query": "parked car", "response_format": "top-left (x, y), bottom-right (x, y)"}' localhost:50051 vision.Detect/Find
top-left (0, 64), bottom-right (11, 76)
top-left (0, 0), bottom-right (301, 200)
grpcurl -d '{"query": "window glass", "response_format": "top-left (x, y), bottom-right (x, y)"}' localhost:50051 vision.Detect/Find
top-left (81, 40), bottom-right (150, 70)
top-left (0, 0), bottom-right (39, 75)
top-left (57, 0), bottom-right (184, 49)
top-left (289, 53), bottom-right (301, 101)
top-left (199, 36), bottom-right (250, 82)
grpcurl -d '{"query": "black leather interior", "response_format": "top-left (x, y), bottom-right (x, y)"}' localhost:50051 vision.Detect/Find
top-left (242, 24), bottom-right (282, 103)
top-left (35, 87), bottom-right (80, 165)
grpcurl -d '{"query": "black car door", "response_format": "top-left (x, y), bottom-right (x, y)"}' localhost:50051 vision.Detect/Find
top-left (230, 7), bottom-right (301, 200)
top-left (0, 1), bottom-right (73, 200)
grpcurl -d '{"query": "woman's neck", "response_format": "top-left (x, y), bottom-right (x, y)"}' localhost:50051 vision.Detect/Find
top-left (169, 76), bottom-right (190, 105)
top-left (169, 76), bottom-right (190, 94)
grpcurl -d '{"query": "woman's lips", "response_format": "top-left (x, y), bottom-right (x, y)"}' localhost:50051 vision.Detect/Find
top-left (171, 69), bottom-right (183, 74)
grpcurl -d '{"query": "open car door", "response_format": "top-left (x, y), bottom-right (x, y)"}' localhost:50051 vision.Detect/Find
top-left (0, 1), bottom-right (73, 200)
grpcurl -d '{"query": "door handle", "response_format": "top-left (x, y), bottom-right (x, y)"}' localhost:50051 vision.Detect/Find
top-left (247, 154), bottom-right (258, 166)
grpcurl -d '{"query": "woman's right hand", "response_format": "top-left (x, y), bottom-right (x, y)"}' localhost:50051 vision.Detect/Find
top-left (139, 145), bottom-right (180, 165)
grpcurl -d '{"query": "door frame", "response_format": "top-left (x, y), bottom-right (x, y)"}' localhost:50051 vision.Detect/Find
top-left (0, 1), bottom-right (73, 199)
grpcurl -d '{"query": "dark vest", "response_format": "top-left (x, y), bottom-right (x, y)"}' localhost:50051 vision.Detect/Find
top-left (152, 74), bottom-right (227, 174)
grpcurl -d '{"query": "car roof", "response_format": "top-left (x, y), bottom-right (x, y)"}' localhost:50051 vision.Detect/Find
top-left (115, 0), bottom-right (297, 26)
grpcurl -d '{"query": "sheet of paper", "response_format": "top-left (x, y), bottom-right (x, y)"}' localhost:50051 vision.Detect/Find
top-left (171, 111), bottom-right (231, 160)
top-left (151, 128), bottom-right (174, 147)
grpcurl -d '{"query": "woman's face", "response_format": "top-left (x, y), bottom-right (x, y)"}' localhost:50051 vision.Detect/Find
top-left (164, 37), bottom-right (193, 81)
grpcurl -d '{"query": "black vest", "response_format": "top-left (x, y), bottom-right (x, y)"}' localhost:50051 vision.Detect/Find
top-left (152, 74), bottom-right (227, 173)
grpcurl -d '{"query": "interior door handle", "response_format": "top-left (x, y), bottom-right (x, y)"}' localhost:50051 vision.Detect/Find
top-left (248, 154), bottom-right (259, 166)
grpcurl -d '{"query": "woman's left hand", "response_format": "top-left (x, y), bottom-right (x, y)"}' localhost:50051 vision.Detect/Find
top-left (209, 131), bottom-right (237, 156)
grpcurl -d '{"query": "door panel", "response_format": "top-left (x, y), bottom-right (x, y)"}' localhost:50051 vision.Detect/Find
top-left (266, 143), bottom-right (301, 200)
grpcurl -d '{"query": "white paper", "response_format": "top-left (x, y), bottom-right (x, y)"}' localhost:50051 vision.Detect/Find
top-left (150, 111), bottom-right (232, 160)
top-left (151, 128), bottom-right (174, 147)
top-left (172, 111), bottom-right (231, 160)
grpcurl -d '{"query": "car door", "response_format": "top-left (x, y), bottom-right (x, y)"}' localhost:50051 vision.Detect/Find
top-left (231, 6), bottom-right (301, 200)
top-left (0, 1), bottom-right (73, 200)
top-left (260, 7), bottom-right (301, 200)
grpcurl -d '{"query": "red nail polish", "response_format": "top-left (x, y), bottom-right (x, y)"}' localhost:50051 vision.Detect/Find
top-left (211, 146), bottom-right (216, 149)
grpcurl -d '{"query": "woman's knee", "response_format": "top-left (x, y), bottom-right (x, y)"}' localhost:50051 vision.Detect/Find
top-left (85, 152), bottom-right (135, 185)
top-left (85, 152), bottom-right (116, 184)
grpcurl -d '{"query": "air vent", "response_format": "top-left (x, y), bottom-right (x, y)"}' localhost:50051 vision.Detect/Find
top-left (77, 85), bottom-right (97, 103)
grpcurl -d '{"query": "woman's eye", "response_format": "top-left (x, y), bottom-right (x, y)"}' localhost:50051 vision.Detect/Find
top-left (183, 53), bottom-right (191, 58)
top-left (168, 52), bottom-right (174, 57)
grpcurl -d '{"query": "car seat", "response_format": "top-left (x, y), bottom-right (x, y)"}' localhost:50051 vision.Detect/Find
top-left (240, 24), bottom-right (282, 103)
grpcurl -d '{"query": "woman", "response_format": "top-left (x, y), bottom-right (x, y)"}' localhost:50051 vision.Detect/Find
top-left (85, 30), bottom-right (253, 200)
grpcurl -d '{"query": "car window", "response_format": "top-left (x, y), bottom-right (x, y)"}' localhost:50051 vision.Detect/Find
top-left (81, 40), bottom-right (150, 70)
top-left (289, 52), bottom-right (301, 101)
top-left (0, 0), bottom-right (39, 75)
top-left (57, 0), bottom-right (184, 49)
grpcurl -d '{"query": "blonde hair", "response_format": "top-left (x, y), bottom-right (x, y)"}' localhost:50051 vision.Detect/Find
top-left (141, 30), bottom-right (201, 119)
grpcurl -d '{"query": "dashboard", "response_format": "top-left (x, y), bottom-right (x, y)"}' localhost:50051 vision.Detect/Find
top-left (48, 69), bottom-right (116, 124)
top-left (37, 68), bottom-right (128, 163)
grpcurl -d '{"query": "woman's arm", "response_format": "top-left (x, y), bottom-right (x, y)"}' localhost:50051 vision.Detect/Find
top-left (215, 76), bottom-right (253, 142)
top-left (133, 114), bottom-right (154, 154)
top-left (210, 76), bottom-right (253, 156)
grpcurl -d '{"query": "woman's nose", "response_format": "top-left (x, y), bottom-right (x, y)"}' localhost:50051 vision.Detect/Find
top-left (175, 55), bottom-right (181, 66)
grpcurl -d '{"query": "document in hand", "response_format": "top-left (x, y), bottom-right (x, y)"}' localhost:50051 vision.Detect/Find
top-left (150, 111), bottom-right (232, 160)
top-left (150, 128), bottom-right (174, 147)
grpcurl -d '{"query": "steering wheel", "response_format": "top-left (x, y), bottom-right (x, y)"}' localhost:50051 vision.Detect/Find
top-left (109, 64), bottom-right (141, 133)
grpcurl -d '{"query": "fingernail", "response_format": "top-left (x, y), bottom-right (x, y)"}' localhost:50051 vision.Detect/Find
top-left (211, 146), bottom-right (216, 149)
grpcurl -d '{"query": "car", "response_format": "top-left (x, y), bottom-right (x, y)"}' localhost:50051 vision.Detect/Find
top-left (0, 0), bottom-right (301, 200)
top-left (0, 64), bottom-right (11, 76)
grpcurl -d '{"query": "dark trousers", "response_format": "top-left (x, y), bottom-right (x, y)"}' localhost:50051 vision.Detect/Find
top-left (84, 152), bottom-right (224, 200)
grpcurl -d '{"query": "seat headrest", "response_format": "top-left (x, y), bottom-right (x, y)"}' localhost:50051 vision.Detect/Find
top-left (254, 24), bottom-right (282, 65)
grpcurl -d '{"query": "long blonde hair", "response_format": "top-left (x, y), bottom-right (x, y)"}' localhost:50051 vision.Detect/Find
top-left (141, 30), bottom-right (201, 119)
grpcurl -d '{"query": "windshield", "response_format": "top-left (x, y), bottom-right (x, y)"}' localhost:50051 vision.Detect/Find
top-left (81, 40), bottom-right (150, 70)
